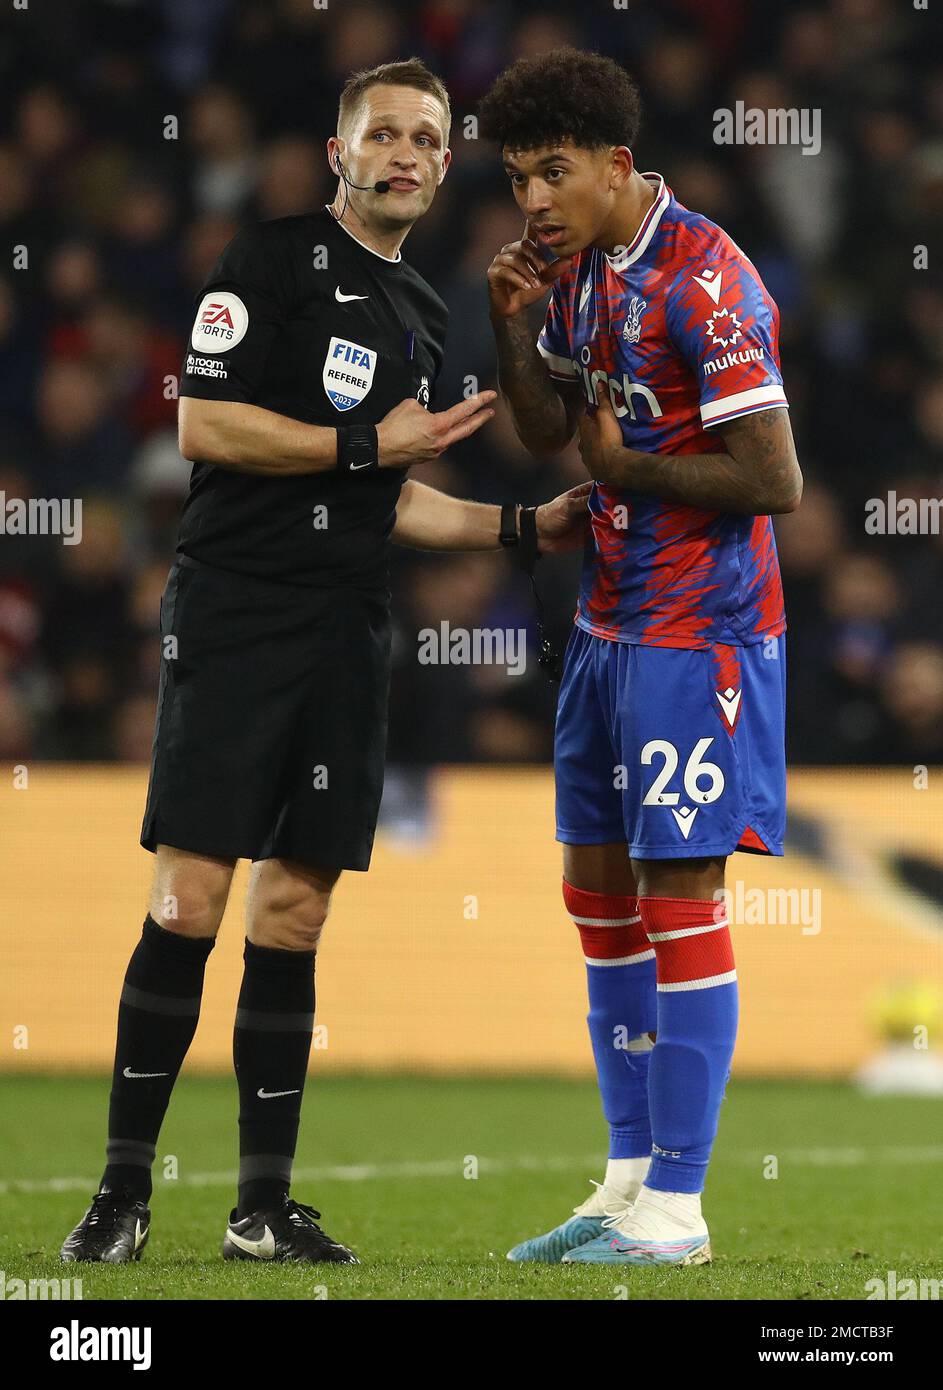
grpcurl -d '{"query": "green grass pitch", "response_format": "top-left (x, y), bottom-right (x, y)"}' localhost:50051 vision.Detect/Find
top-left (1, 1075), bottom-right (939, 1300)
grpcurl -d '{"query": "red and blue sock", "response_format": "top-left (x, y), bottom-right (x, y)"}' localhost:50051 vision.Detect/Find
top-left (639, 896), bottom-right (738, 1195)
top-left (563, 881), bottom-right (656, 1161)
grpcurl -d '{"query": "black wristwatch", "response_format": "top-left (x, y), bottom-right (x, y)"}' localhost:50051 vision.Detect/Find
top-left (498, 502), bottom-right (519, 548)
top-left (336, 423), bottom-right (379, 475)
top-left (499, 503), bottom-right (540, 571)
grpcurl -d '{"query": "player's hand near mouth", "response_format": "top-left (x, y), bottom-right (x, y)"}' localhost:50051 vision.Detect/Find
top-left (487, 220), bottom-right (584, 456)
top-left (486, 219), bottom-right (571, 320)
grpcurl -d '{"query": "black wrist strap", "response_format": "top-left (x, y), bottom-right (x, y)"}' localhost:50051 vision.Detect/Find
top-left (508, 503), bottom-right (562, 684)
top-left (498, 502), bottom-right (519, 548)
top-left (336, 423), bottom-right (379, 475)
top-left (518, 505), bottom-right (540, 572)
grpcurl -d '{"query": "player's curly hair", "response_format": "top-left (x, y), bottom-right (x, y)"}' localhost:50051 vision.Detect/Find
top-left (478, 47), bottom-right (641, 153)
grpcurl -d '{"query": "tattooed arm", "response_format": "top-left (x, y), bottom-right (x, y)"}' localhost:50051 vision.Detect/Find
top-left (490, 313), bottom-right (585, 454)
top-left (578, 380), bottom-right (803, 514)
top-left (487, 224), bottom-right (582, 454)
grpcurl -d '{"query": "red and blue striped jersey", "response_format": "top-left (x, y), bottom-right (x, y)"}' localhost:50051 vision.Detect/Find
top-left (537, 173), bottom-right (788, 648)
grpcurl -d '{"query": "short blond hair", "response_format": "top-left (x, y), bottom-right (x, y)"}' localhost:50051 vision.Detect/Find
top-left (338, 57), bottom-right (451, 140)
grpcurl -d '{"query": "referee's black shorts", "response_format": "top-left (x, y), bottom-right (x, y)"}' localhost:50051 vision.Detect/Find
top-left (140, 557), bottom-right (391, 872)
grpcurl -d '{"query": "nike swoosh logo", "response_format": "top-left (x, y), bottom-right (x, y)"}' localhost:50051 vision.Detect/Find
top-left (335, 287), bottom-right (368, 302)
top-left (348, 460), bottom-right (373, 470)
top-left (226, 1224), bottom-right (276, 1259)
top-left (256, 1087), bottom-right (301, 1099)
top-left (134, 1218), bottom-right (148, 1251)
top-left (123, 1067), bottom-right (170, 1079)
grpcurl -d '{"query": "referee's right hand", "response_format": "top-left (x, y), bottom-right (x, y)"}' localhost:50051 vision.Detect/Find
top-left (377, 391), bottom-right (497, 467)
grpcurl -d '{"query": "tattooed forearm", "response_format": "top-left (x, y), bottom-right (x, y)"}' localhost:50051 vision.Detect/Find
top-left (605, 409), bottom-right (803, 514)
top-left (719, 408), bottom-right (803, 512)
top-left (491, 313), bottom-right (578, 454)
top-left (610, 448), bottom-right (762, 513)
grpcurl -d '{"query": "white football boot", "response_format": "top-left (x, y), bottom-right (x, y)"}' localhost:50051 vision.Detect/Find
top-left (563, 1184), bottom-right (712, 1265)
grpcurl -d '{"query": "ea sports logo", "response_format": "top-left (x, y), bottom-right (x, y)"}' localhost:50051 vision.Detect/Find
top-left (190, 291), bottom-right (249, 354)
top-left (203, 303), bottom-right (233, 329)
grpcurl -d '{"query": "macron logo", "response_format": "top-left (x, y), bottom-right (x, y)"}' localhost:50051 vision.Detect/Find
top-left (691, 269), bottom-right (724, 304)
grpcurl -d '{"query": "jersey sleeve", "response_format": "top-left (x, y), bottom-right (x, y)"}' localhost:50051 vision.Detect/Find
top-left (179, 223), bottom-right (292, 404)
top-left (665, 254), bottom-right (788, 429)
top-left (536, 278), bottom-right (577, 382)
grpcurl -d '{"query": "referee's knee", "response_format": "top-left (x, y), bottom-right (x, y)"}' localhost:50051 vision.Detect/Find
top-left (148, 891), bottom-right (228, 939)
top-left (148, 846), bottom-right (235, 939)
top-left (248, 891), bottom-right (332, 952)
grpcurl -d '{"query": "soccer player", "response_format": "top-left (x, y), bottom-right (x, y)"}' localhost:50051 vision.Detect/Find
top-left (59, 58), bottom-right (590, 1266)
top-left (481, 48), bottom-right (802, 1266)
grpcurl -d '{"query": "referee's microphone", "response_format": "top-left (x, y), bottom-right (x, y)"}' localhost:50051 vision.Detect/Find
top-left (333, 155), bottom-right (390, 194)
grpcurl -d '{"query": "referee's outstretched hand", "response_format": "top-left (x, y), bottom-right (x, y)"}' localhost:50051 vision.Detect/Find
top-left (377, 391), bottom-right (497, 467)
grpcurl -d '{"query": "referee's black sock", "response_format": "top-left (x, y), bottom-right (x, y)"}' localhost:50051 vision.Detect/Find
top-left (101, 915), bottom-right (216, 1203)
top-left (234, 938), bottom-right (316, 1217)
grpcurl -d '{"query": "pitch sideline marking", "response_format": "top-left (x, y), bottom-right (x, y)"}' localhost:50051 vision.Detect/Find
top-left (2, 1145), bottom-right (943, 1195)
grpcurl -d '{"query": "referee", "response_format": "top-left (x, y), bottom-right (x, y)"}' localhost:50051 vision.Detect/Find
top-left (60, 59), bottom-right (590, 1266)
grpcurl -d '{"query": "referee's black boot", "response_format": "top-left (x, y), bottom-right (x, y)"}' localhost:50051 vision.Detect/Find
top-left (60, 1189), bottom-right (151, 1263)
top-left (222, 1195), bottom-right (358, 1264)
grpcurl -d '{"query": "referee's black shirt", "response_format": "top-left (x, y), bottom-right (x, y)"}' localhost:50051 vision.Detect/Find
top-left (177, 206), bottom-right (449, 589)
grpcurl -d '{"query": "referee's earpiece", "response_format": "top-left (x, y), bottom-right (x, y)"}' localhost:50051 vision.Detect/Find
top-left (331, 149), bottom-right (390, 197)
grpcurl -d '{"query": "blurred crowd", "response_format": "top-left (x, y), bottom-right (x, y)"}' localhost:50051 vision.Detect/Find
top-left (0, 0), bottom-right (942, 767)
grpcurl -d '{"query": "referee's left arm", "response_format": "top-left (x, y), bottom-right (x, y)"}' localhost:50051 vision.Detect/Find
top-left (392, 479), bottom-right (592, 554)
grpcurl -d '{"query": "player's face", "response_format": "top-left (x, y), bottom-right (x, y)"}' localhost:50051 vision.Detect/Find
top-left (337, 86), bottom-right (451, 226)
top-left (502, 142), bottom-right (620, 256)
